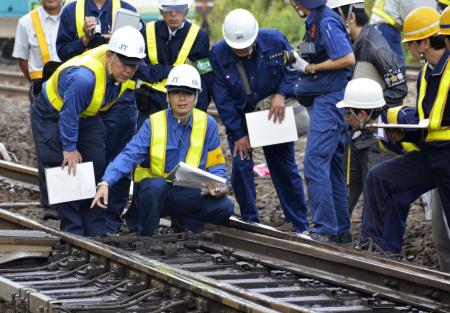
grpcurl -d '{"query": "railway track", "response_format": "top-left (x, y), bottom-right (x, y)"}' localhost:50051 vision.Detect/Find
top-left (1, 160), bottom-right (450, 312)
top-left (0, 70), bottom-right (28, 98)
top-left (0, 64), bottom-right (421, 100)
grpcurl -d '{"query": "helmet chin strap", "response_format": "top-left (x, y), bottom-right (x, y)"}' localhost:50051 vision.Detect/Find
top-left (107, 54), bottom-right (120, 85)
top-left (350, 108), bottom-right (374, 130)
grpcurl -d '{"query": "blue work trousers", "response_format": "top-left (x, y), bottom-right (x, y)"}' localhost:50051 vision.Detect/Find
top-left (361, 148), bottom-right (450, 253)
top-left (29, 80), bottom-right (50, 209)
top-left (136, 178), bottom-right (234, 236)
top-left (100, 93), bottom-right (137, 233)
top-left (227, 139), bottom-right (309, 233)
top-left (304, 93), bottom-right (350, 236)
top-left (30, 95), bottom-right (107, 236)
top-left (374, 23), bottom-right (404, 66)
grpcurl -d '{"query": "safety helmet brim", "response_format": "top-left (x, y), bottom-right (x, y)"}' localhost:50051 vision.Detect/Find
top-left (223, 36), bottom-right (257, 50)
top-left (160, 4), bottom-right (189, 12)
top-left (167, 86), bottom-right (198, 94)
top-left (336, 99), bottom-right (385, 109)
top-left (117, 54), bottom-right (145, 65)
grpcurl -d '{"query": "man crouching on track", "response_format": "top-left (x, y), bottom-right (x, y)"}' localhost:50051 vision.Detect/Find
top-left (30, 26), bottom-right (146, 236)
top-left (91, 64), bottom-right (234, 236)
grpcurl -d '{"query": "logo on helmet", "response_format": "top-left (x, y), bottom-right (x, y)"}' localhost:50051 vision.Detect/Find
top-left (192, 79), bottom-right (199, 86)
top-left (119, 44), bottom-right (128, 51)
top-left (171, 77), bottom-right (179, 83)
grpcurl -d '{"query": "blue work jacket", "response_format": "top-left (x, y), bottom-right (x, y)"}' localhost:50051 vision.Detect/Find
top-left (56, 0), bottom-right (137, 62)
top-left (134, 20), bottom-right (212, 111)
top-left (42, 67), bottom-right (124, 151)
top-left (102, 109), bottom-right (227, 186)
top-left (210, 29), bottom-right (300, 140)
top-left (295, 6), bottom-right (353, 96)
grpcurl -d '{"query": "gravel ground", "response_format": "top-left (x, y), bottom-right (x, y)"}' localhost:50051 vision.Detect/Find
top-left (0, 76), bottom-right (441, 270)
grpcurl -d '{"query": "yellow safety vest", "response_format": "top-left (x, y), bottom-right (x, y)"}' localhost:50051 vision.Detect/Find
top-left (133, 109), bottom-right (208, 183)
top-left (142, 21), bottom-right (200, 93)
top-left (418, 61), bottom-right (450, 141)
top-left (45, 45), bottom-right (129, 118)
top-left (372, 0), bottom-right (400, 29)
top-left (386, 106), bottom-right (420, 152)
top-left (439, 0), bottom-right (450, 6)
top-left (75, 0), bottom-right (121, 38)
top-left (30, 9), bottom-right (51, 80)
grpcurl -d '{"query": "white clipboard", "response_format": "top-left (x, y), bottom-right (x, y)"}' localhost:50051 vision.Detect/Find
top-left (366, 119), bottom-right (430, 129)
top-left (245, 106), bottom-right (298, 148)
top-left (45, 162), bottom-right (96, 205)
top-left (167, 162), bottom-right (226, 189)
top-left (112, 8), bottom-right (141, 32)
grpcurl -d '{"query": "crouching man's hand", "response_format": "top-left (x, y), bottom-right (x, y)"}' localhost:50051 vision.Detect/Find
top-left (91, 181), bottom-right (109, 209)
top-left (207, 184), bottom-right (228, 198)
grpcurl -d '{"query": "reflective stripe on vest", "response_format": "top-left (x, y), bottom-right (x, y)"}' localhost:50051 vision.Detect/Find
top-left (387, 105), bottom-right (420, 151)
top-left (133, 109), bottom-right (207, 183)
top-left (418, 61), bottom-right (450, 141)
top-left (45, 45), bottom-right (128, 118)
top-left (372, 0), bottom-right (400, 29)
top-left (30, 9), bottom-right (51, 79)
top-left (76, 0), bottom-right (121, 38)
top-left (142, 22), bottom-right (200, 93)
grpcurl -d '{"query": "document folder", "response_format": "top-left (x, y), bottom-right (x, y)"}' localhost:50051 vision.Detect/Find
top-left (167, 162), bottom-right (226, 189)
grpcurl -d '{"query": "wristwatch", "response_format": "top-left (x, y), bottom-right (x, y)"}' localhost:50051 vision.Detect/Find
top-left (97, 181), bottom-right (109, 188)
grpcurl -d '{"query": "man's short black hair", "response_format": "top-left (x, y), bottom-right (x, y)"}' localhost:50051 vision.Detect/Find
top-left (335, 5), bottom-right (369, 27)
top-left (416, 35), bottom-right (447, 50)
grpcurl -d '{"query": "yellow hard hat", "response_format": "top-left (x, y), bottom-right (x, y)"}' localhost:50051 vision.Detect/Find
top-left (440, 6), bottom-right (450, 36)
top-left (402, 7), bottom-right (440, 42)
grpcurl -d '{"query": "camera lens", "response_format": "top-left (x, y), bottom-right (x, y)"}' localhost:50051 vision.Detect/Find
top-left (283, 51), bottom-right (296, 65)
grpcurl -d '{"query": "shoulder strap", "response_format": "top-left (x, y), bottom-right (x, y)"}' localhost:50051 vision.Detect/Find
top-left (236, 61), bottom-right (253, 98)
top-left (31, 9), bottom-right (51, 64)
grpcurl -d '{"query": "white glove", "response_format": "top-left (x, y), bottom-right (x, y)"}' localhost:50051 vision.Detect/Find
top-left (292, 51), bottom-right (309, 73)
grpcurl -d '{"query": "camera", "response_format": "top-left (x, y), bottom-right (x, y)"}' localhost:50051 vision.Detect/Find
top-left (282, 42), bottom-right (317, 65)
top-left (91, 17), bottom-right (102, 37)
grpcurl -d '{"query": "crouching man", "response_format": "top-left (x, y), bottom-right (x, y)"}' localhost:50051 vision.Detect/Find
top-left (92, 64), bottom-right (234, 236)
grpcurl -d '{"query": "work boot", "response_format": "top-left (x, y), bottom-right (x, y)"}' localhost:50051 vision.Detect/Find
top-left (301, 231), bottom-right (337, 243)
top-left (42, 207), bottom-right (59, 220)
top-left (336, 232), bottom-right (353, 246)
top-left (355, 237), bottom-right (383, 254)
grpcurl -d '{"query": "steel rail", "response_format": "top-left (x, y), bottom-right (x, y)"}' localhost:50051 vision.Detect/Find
top-left (0, 84), bottom-right (28, 97)
top-left (0, 160), bottom-right (38, 185)
top-left (0, 70), bottom-right (28, 86)
top-left (0, 209), bottom-right (279, 313)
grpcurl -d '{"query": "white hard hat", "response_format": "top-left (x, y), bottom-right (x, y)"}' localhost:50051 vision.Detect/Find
top-left (336, 78), bottom-right (385, 109)
top-left (109, 26), bottom-right (146, 64)
top-left (327, 0), bottom-right (364, 9)
top-left (165, 64), bottom-right (202, 93)
top-left (222, 9), bottom-right (259, 49)
top-left (156, 0), bottom-right (192, 10)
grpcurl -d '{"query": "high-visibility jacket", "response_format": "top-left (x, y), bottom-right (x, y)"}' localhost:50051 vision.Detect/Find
top-left (141, 21), bottom-right (200, 93)
top-left (439, 0), bottom-right (450, 6)
top-left (30, 9), bottom-right (51, 80)
top-left (75, 0), bottom-right (120, 38)
top-left (418, 61), bottom-right (450, 141)
top-left (45, 45), bottom-right (128, 118)
top-left (133, 108), bottom-right (208, 183)
top-left (371, 0), bottom-right (401, 29)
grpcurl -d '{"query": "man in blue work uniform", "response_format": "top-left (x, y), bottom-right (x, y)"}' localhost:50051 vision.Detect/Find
top-left (31, 26), bottom-right (146, 236)
top-left (92, 64), bottom-right (234, 236)
top-left (56, 0), bottom-right (141, 234)
top-left (288, 0), bottom-right (355, 242)
top-left (210, 9), bottom-right (309, 234)
top-left (133, 0), bottom-right (212, 129)
top-left (328, 0), bottom-right (408, 217)
top-left (359, 7), bottom-right (450, 255)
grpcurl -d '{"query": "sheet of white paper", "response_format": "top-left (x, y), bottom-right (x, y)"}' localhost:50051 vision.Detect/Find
top-left (245, 106), bottom-right (298, 148)
top-left (45, 162), bottom-right (96, 205)
top-left (169, 162), bottom-right (226, 189)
